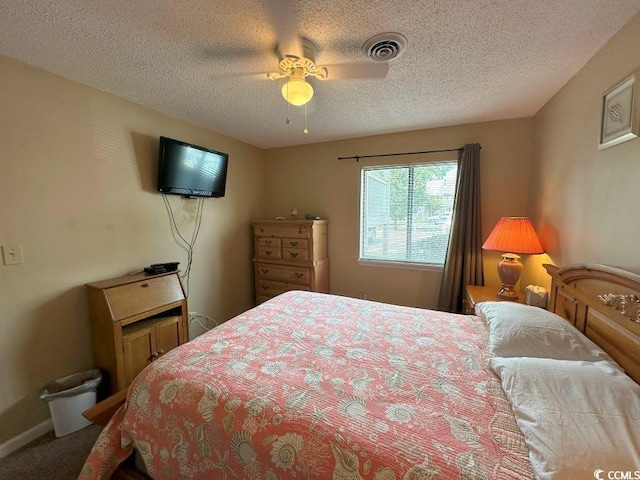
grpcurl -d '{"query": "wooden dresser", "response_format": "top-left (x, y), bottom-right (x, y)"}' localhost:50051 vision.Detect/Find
top-left (86, 271), bottom-right (189, 394)
top-left (253, 219), bottom-right (329, 304)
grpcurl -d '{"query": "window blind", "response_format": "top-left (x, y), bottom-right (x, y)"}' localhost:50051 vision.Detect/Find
top-left (360, 161), bottom-right (458, 265)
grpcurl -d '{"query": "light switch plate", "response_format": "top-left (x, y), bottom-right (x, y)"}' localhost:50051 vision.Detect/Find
top-left (2, 244), bottom-right (23, 265)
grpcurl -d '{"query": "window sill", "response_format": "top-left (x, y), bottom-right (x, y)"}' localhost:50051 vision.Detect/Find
top-left (357, 258), bottom-right (445, 272)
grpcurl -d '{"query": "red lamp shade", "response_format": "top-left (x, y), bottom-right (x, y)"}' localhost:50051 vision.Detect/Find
top-left (482, 217), bottom-right (544, 299)
top-left (482, 217), bottom-right (544, 254)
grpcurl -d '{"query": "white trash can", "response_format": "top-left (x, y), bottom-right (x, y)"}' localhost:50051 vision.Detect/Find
top-left (40, 369), bottom-right (102, 437)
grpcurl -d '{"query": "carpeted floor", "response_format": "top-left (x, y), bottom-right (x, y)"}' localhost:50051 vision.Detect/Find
top-left (0, 424), bottom-right (101, 480)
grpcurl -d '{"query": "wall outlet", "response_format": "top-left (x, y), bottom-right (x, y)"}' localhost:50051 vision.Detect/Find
top-left (359, 291), bottom-right (367, 300)
top-left (2, 244), bottom-right (23, 265)
top-left (189, 312), bottom-right (198, 322)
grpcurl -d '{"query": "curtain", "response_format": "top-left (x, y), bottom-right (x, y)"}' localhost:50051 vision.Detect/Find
top-left (437, 143), bottom-right (484, 313)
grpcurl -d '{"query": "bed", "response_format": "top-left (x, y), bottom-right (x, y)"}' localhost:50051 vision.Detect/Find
top-left (79, 263), bottom-right (640, 480)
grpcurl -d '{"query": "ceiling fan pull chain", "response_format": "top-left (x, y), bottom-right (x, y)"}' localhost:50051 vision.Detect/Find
top-left (286, 84), bottom-right (291, 124)
top-left (303, 104), bottom-right (309, 134)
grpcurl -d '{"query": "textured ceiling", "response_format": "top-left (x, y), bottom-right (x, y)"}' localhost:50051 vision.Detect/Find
top-left (1, 0), bottom-right (640, 149)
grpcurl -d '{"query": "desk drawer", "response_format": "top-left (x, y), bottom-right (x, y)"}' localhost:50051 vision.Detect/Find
top-left (105, 275), bottom-right (183, 321)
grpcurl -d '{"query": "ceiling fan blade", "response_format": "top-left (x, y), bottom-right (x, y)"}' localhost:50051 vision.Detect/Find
top-left (266, 70), bottom-right (288, 80)
top-left (209, 70), bottom-right (273, 81)
top-left (320, 62), bottom-right (390, 80)
top-left (200, 44), bottom-right (266, 63)
top-left (263, 0), bottom-right (303, 58)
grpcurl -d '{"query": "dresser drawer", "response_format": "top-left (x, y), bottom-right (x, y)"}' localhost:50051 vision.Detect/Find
top-left (254, 224), bottom-right (310, 238)
top-left (256, 280), bottom-right (288, 297)
top-left (258, 237), bottom-right (281, 248)
top-left (257, 246), bottom-right (282, 259)
top-left (282, 238), bottom-right (308, 249)
top-left (256, 263), bottom-right (311, 285)
top-left (282, 247), bottom-right (309, 261)
top-left (257, 294), bottom-right (273, 305)
top-left (256, 279), bottom-right (310, 297)
top-left (104, 275), bottom-right (184, 321)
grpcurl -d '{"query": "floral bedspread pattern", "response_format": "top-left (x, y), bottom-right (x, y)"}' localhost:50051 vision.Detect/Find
top-left (80, 291), bottom-right (533, 479)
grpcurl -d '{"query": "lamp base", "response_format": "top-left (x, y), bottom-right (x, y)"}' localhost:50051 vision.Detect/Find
top-left (497, 285), bottom-right (519, 300)
top-left (496, 253), bottom-right (522, 300)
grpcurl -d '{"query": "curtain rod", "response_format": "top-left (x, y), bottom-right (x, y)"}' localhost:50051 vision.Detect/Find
top-left (337, 146), bottom-right (469, 162)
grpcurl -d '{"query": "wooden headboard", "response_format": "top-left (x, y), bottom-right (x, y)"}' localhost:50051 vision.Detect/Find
top-left (544, 263), bottom-right (640, 383)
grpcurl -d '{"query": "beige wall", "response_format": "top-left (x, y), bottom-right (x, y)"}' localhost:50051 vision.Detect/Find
top-left (0, 56), bottom-right (265, 444)
top-left (528, 13), bottom-right (640, 288)
top-left (264, 118), bottom-right (534, 308)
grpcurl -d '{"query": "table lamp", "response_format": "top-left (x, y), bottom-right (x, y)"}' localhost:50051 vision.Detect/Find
top-left (482, 217), bottom-right (544, 299)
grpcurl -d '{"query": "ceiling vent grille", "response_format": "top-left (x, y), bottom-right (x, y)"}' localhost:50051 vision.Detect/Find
top-left (362, 33), bottom-right (408, 62)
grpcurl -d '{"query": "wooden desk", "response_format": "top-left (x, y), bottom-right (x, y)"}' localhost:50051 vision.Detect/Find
top-left (86, 271), bottom-right (188, 394)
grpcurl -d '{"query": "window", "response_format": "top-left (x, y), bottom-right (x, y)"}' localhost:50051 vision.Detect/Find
top-left (359, 161), bottom-right (458, 266)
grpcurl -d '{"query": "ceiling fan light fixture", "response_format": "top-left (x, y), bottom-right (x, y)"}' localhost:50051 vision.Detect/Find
top-left (281, 68), bottom-right (314, 106)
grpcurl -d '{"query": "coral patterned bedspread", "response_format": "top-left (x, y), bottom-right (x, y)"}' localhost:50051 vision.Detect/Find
top-left (80, 291), bottom-right (533, 480)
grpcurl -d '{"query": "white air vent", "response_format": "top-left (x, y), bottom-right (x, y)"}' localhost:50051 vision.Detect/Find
top-left (362, 33), bottom-right (408, 62)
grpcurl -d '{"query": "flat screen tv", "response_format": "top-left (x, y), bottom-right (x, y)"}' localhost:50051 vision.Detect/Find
top-left (157, 136), bottom-right (229, 198)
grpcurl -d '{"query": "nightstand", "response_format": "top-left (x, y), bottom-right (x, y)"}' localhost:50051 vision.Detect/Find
top-left (463, 285), bottom-right (524, 315)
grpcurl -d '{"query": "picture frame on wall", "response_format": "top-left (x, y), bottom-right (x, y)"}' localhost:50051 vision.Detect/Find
top-left (599, 68), bottom-right (640, 150)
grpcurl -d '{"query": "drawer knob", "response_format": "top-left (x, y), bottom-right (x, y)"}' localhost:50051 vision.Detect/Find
top-left (290, 252), bottom-right (298, 258)
top-left (262, 285), bottom-right (269, 290)
top-left (261, 268), bottom-right (269, 274)
top-left (141, 282), bottom-right (151, 287)
top-left (290, 241), bottom-right (298, 246)
top-left (265, 240), bottom-right (272, 245)
top-left (265, 250), bottom-right (272, 256)
top-left (151, 350), bottom-right (165, 360)
top-left (295, 273), bottom-right (303, 278)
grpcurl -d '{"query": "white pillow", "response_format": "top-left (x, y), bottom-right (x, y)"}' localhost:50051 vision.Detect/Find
top-left (491, 357), bottom-right (640, 480)
top-left (475, 301), bottom-right (616, 363)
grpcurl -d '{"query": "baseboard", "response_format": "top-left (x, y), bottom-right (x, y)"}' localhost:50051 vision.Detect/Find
top-left (0, 418), bottom-right (53, 460)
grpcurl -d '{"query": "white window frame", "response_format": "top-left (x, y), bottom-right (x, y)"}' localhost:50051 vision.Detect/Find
top-left (358, 161), bottom-right (458, 270)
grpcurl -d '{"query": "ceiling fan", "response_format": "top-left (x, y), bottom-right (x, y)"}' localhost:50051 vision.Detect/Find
top-left (265, 36), bottom-right (400, 106)
top-left (260, 0), bottom-right (408, 107)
